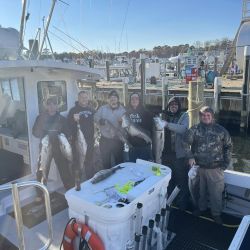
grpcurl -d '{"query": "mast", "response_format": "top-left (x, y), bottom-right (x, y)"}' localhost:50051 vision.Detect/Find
top-left (37, 0), bottom-right (57, 59)
top-left (242, 0), bottom-right (250, 21)
top-left (18, 0), bottom-right (27, 57)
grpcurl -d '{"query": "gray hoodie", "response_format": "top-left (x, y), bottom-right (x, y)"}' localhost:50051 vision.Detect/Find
top-left (94, 104), bottom-right (126, 139)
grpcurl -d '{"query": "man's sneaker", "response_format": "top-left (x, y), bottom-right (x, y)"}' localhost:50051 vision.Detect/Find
top-left (213, 215), bottom-right (223, 225)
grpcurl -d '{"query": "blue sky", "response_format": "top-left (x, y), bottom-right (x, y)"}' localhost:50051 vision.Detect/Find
top-left (0, 0), bottom-right (243, 53)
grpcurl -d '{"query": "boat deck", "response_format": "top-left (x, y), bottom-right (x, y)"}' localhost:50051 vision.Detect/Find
top-left (167, 207), bottom-right (241, 250)
top-left (0, 189), bottom-right (68, 250)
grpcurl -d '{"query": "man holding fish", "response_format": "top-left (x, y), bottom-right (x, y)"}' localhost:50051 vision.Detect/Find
top-left (68, 91), bottom-right (95, 190)
top-left (32, 97), bottom-right (74, 198)
top-left (94, 90), bottom-right (126, 169)
top-left (183, 106), bottom-right (232, 224)
top-left (160, 97), bottom-right (189, 209)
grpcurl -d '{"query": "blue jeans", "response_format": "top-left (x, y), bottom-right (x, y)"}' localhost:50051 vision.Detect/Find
top-left (128, 144), bottom-right (152, 163)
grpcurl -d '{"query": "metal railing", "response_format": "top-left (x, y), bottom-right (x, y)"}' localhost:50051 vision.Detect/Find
top-left (0, 181), bottom-right (53, 250)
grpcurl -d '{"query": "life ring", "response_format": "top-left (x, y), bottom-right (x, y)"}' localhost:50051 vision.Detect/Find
top-left (62, 219), bottom-right (105, 250)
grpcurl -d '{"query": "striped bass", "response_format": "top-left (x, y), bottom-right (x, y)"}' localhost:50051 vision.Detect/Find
top-left (121, 114), bottom-right (152, 144)
top-left (91, 165), bottom-right (123, 184)
top-left (58, 133), bottom-right (73, 163)
top-left (75, 123), bottom-right (87, 190)
top-left (152, 117), bottom-right (165, 164)
top-left (38, 135), bottom-right (52, 185)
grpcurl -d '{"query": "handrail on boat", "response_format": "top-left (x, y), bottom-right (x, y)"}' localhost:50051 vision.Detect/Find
top-left (0, 181), bottom-right (53, 250)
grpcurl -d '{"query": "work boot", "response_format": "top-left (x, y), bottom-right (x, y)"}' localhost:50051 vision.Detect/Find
top-left (213, 215), bottom-right (223, 225)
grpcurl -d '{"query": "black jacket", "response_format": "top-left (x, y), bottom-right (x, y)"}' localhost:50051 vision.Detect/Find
top-left (126, 106), bottom-right (153, 147)
top-left (32, 112), bottom-right (68, 139)
top-left (67, 102), bottom-right (95, 145)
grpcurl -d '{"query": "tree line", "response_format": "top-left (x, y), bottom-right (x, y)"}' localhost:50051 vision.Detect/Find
top-left (53, 38), bottom-right (232, 61)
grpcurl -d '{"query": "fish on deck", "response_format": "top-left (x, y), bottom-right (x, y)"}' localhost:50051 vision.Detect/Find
top-left (91, 165), bottom-right (123, 184)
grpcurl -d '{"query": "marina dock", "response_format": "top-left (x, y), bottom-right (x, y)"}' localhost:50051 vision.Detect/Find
top-left (80, 77), bottom-right (245, 124)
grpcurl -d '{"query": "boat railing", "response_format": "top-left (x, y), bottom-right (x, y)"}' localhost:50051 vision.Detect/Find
top-left (0, 181), bottom-right (53, 250)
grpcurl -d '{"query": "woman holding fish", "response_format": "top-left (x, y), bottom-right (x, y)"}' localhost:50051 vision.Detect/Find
top-left (125, 92), bottom-right (153, 162)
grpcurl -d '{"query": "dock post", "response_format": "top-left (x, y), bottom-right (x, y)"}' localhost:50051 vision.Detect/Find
top-left (132, 58), bottom-right (137, 83)
top-left (177, 58), bottom-right (181, 79)
top-left (240, 46), bottom-right (250, 129)
top-left (188, 81), bottom-right (204, 127)
top-left (140, 59), bottom-right (146, 105)
top-left (106, 60), bottom-right (110, 81)
top-left (123, 78), bottom-right (129, 107)
top-left (214, 77), bottom-right (222, 118)
top-left (161, 77), bottom-right (168, 111)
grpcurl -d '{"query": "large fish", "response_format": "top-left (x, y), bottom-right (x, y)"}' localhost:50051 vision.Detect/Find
top-left (152, 117), bottom-right (165, 164)
top-left (58, 133), bottom-right (73, 163)
top-left (188, 165), bottom-right (200, 207)
top-left (104, 119), bottom-right (132, 147)
top-left (91, 165), bottom-right (123, 184)
top-left (38, 135), bottom-right (53, 185)
top-left (121, 115), bottom-right (152, 144)
top-left (75, 123), bottom-right (88, 190)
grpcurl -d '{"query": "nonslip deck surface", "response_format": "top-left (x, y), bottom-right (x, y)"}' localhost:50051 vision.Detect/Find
top-left (166, 207), bottom-right (241, 250)
top-left (0, 234), bottom-right (18, 250)
top-left (9, 192), bottom-right (68, 228)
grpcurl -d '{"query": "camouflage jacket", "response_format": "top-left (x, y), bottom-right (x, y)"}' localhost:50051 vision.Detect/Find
top-left (183, 122), bottom-right (232, 169)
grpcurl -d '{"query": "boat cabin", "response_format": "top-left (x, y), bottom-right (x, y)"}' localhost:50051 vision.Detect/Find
top-left (0, 60), bottom-right (100, 210)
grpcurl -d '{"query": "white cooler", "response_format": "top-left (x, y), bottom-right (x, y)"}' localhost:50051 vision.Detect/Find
top-left (65, 159), bottom-right (171, 250)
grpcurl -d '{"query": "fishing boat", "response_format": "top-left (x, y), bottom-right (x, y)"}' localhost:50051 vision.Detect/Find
top-left (1, 0), bottom-right (250, 249)
top-left (0, 60), bottom-right (250, 250)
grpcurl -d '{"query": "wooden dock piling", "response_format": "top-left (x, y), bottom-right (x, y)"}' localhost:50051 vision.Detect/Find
top-left (240, 46), bottom-right (250, 129)
top-left (214, 77), bottom-right (222, 117)
top-left (140, 59), bottom-right (146, 105)
top-left (188, 81), bottom-right (204, 127)
top-left (106, 61), bottom-right (110, 81)
top-left (123, 80), bottom-right (129, 107)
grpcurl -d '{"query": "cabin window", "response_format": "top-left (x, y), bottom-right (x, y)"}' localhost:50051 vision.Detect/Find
top-left (37, 81), bottom-right (67, 113)
top-left (10, 79), bottom-right (21, 101)
top-left (0, 78), bottom-right (22, 101)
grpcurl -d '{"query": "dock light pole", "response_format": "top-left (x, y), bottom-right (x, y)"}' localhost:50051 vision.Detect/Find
top-left (240, 46), bottom-right (250, 129)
